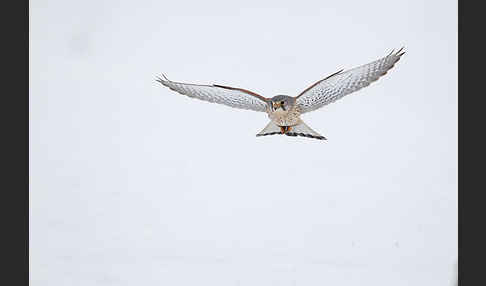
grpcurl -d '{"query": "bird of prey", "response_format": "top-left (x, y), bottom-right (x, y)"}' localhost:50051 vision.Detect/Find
top-left (156, 48), bottom-right (405, 140)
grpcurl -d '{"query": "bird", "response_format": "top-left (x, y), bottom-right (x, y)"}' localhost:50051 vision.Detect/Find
top-left (156, 48), bottom-right (405, 140)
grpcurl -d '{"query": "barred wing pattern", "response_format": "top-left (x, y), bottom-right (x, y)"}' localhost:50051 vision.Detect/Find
top-left (156, 75), bottom-right (268, 112)
top-left (295, 48), bottom-right (405, 114)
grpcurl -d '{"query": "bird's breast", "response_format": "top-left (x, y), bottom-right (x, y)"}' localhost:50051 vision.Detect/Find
top-left (267, 106), bottom-right (301, 126)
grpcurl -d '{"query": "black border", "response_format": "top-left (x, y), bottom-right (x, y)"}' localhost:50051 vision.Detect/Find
top-left (458, 1), bottom-right (461, 283)
top-left (2, 0), bottom-right (29, 285)
top-left (459, 1), bottom-right (482, 285)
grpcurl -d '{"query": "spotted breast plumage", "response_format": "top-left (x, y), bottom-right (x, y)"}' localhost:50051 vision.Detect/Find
top-left (156, 48), bottom-right (405, 140)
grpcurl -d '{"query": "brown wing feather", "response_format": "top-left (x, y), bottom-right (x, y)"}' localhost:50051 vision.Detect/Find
top-left (294, 48), bottom-right (405, 113)
top-left (212, 84), bottom-right (268, 102)
top-left (156, 74), bottom-right (269, 112)
top-left (295, 69), bottom-right (344, 98)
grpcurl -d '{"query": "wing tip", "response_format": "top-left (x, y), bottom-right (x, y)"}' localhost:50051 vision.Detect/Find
top-left (155, 73), bottom-right (169, 83)
top-left (393, 46), bottom-right (406, 57)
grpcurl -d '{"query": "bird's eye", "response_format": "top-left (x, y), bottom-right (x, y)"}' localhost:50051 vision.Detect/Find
top-left (281, 101), bottom-right (285, 105)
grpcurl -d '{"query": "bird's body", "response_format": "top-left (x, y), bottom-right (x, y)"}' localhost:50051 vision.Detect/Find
top-left (266, 95), bottom-right (301, 127)
top-left (268, 108), bottom-right (301, 128)
top-left (156, 48), bottom-right (405, 141)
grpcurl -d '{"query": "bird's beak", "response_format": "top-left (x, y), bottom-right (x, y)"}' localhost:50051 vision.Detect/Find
top-left (272, 102), bottom-right (281, 110)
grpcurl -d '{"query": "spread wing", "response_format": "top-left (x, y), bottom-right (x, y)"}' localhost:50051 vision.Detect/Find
top-left (156, 74), bottom-right (269, 112)
top-left (295, 48), bottom-right (405, 113)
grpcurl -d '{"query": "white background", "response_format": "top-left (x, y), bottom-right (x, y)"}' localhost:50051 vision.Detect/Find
top-left (30, 0), bottom-right (457, 285)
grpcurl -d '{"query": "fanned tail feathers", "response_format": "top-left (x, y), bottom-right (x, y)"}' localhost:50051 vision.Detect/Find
top-left (256, 122), bottom-right (282, 137)
top-left (285, 121), bottom-right (326, 140)
top-left (256, 121), bottom-right (326, 140)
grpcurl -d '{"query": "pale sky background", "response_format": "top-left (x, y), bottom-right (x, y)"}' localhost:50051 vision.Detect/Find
top-left (30, 0), bottom-right (457, 285)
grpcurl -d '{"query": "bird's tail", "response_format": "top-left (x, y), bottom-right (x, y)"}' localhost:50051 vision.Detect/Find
top-left (256, 121), bottom-right (326, 140)
top-left (286, 121), bottom-right (326, 140)
top-left (256, 121), bottom-right (282, 137)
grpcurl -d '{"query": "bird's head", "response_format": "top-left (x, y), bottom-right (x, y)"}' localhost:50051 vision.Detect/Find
top-left (269, 95), bottom-right (294, 111)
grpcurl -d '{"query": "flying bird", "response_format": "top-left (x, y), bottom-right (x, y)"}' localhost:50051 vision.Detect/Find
top-left (156, 48), bottom-right (405, 140)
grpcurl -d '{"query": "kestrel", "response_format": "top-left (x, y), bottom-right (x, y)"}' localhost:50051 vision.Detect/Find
top-left (156, 48), bottom-right (405, 140)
